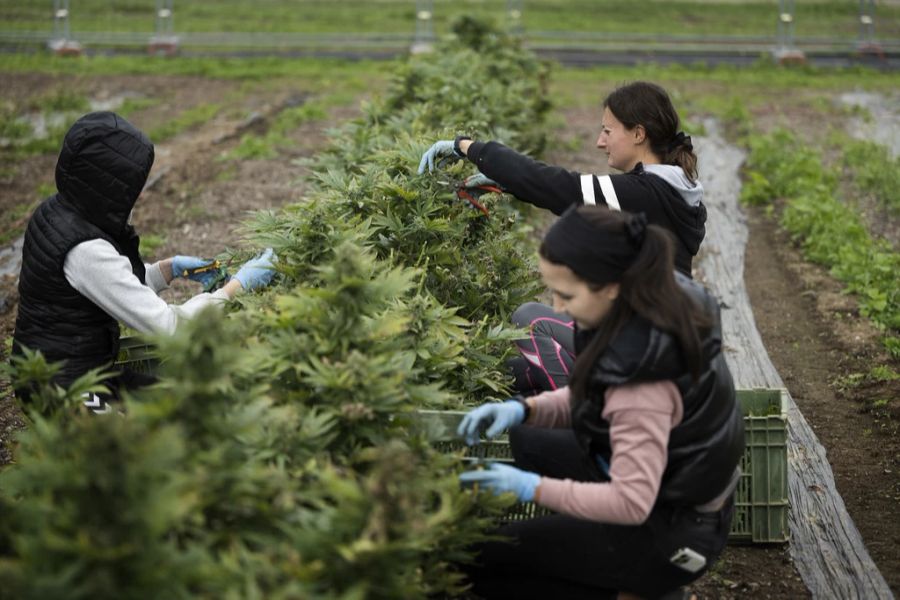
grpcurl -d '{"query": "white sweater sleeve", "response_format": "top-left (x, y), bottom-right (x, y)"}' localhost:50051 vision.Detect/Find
top-left (64, 239), bottom-right (230, 335)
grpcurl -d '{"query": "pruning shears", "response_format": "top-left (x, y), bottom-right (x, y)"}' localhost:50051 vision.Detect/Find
top-left (442, 177), bottom-right (503, 218)
top-left (180, 259), bottom-right (221, 279)
top-left (182, 259), bottom-right (232, 293)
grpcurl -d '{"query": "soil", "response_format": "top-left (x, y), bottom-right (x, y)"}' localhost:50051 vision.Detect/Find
top-left (1, 72), bottom-right (899, 598)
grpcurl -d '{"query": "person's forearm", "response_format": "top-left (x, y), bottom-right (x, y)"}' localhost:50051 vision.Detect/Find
top-left (526, 386), bottom-right (572, 428)
top-left (464, 141), bottom-right (584, 215)
top-left (158, 258), bottom-right (242, 299)
top-left (159, 258), bottom-right (175, 285)
top-left (221, 278), bottom-right (242, 299)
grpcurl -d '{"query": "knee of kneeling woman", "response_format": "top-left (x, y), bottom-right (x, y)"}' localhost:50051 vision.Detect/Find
top-left (510, 301), bottom-right (548, 328)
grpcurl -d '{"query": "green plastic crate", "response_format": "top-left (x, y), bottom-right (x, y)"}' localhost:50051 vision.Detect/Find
top-left (115, 336), bottom-right (159, 374)
top-left (732, 388), bottom-right (789, 543)
top-left (418, 387), bottom-right (789, 544)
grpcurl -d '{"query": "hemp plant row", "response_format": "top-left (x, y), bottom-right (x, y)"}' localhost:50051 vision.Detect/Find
top-left (1, 18), bottom-right (553, 599)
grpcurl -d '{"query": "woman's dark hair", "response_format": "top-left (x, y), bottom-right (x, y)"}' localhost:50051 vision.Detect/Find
top-left (604, 81), bottom-right (698, 183)
top-left (539, 207), bottom-right (711, 402)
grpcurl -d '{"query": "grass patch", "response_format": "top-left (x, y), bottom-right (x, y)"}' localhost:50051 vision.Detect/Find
top-left (0, 200), bottom-right (37, 246)
top-left (841, 139), bottom-right (900, 214)
top-left (834, 365), bottom-right (900, 392)
top-left (0, 113), bottom-right (31, 142)
top-left (741, 128), bottom-right (900, 357)
top-left (138, 233), bottom-right (167, 258)
top-left (0, 91), bottom-right (90, 160)
top-left (0, 53), bottom-right (393, 83)
top-left (551, 59), bottom-right (900, 119)
top-left (222, 101), bottom-right (329, 160)
top-left (34, 182), bottom-right (55, 199)
top-left (117, 96), bottom-right (161, 118)
top-left (0, 1), bottom-right (897, 38)
top-left (149, 103), bottom-right (221, 142)
top-left (26, 89), bottom-right (90, 113)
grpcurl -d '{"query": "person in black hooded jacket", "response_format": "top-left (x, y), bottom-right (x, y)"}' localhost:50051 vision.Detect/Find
top-left (12, 111), bottom-right (276, 413)
top-left (418, 81), bottom-right (705, 395)
top-left (456, 206), bottom-right (742, 599)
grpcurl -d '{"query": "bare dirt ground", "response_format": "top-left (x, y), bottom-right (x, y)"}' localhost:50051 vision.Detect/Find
top-left (1, 74), bottom-right (898, 598)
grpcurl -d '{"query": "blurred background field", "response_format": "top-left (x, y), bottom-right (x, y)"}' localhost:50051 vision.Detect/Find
top-left (0, 0), bottom-right (898, 56)
top-left (0, 0), bottom-right (896, 36)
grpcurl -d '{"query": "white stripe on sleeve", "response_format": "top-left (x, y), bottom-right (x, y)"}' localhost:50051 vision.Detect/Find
top-left (580, 174), bottom-right (596, 206)
top-left (597, 175), bottom-right (621, 211)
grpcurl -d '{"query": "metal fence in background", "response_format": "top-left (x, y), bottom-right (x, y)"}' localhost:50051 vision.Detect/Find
top-left (1, 0), bottom-right (897, 64)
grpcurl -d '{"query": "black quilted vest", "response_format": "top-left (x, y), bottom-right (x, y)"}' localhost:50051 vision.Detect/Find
top-left (13, 111), bottom-right (154, 390)
top-left (571, 274), bottom-right (744, 507)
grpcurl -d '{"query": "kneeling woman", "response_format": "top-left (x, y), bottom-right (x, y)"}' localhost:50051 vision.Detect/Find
top-left (458, 206), bottom-right (744, 599)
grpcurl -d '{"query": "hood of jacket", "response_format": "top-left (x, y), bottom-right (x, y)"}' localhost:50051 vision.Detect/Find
top-left (642, 163), bottom-right (704, 208)
top-left (55, 111), bottom-right (154, 238)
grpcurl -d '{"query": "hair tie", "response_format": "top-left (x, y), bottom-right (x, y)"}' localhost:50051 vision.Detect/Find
top-left (624, 212), bottom-right (647, 247)
top-left (668, 131), bottom-right (692, 153)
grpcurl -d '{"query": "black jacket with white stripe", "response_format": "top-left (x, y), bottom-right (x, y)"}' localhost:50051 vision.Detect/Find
top-left (466, 140), bottom-right (707, 277)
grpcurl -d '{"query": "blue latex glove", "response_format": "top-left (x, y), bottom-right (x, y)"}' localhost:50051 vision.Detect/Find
top-left (171, 255), bottom-right (219, 287)
top-left (417, 140), bottom-right (461, 174)
top-left (459, 462), bottom-right (542, 502)
top-left (457, 399), bottom-right (525, 446)
top-left (234, 248), bottom-right (276, 291)
top-left (462, 173), bottom-right (502, 189)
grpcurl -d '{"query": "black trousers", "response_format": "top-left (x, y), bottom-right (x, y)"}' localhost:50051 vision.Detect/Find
top-left (464, 426), bottom-right (733, 600)
top-left (508, 302), bottom-right (575, 396)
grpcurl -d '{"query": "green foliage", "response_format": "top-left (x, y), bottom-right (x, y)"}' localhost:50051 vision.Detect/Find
top-left (223, 101), bottom-right (330, 160)
top-left (0, 199), bottom-right (37, 246)
top-left (1, 19), bottom-right (542, 597)
top-left (0, 415), bottom-right (206, 600)
top-left (0, 53), bottom-right (392, 84)
top-left (137, 233), bottom-right (166, 258)
top-left (149, 103), bottom-right (221, 142)
top-left (833, 365), bottom-right (900, 393)
top-left (842, 139), bottom-right (900, 214)
top-left (742, 128), bottom-right (900, 356)
top-left (29, 90), bottom-right (90, 113)
top-left (1, 348), bottom-right (114, 416)
top-left (2, 0), bottom-right (898, 39)
top-left (117, 96), bottom-right (160, 118)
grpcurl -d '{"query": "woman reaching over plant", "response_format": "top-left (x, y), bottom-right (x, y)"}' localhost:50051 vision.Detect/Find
top-left (456, 206), bottom-right (743, 600)
top-left (11, 111), bottom-right (277, 414)
top-left (419, 81), bottom-right (706, 396)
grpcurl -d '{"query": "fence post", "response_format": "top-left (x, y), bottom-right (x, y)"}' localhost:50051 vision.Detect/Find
top-left (49, 0), bottom-right (82, 56)
top-left (773, 0), bottom-right (805, 64)
top-left (856, 0), bottom-right (884, 59)
top-left (149, 0), bottom-right (179, 56)
top-left (411, 0), bottom-right (434, 54)
top-left (507, 0), bottom-right (523, 36)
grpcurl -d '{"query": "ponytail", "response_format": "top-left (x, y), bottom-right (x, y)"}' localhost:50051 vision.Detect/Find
top-left (544, 209), bottom-right (711, 403)
top-left (663, 139), bottom-right (698, 184)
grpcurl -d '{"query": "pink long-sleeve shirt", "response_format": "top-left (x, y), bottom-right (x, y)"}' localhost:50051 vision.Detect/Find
top-left (528, 381), bottom-right (683, 525)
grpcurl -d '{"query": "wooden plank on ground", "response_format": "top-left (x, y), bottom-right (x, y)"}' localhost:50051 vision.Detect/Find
top-left (693, 120), bottom-right (893, 600)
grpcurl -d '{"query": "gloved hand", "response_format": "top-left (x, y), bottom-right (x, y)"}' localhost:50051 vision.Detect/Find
top-left (234, 248), bottom-right (276, 291)
top-left (171, 255), bottom-right (219, 287)
top-left (457, 399), bottom-right (525, 446)
top-left (417, 139), bottom-right (463, 174)
top-left (459, 462), bottom-right (542, 502)
top-left (462, 173), bottom-right (502, 190)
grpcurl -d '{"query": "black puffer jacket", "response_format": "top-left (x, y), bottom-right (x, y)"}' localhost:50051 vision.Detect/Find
top-left (571, 274), bottom-right (744, 507)
top-left (13, 112), bottom-right (154, 390)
